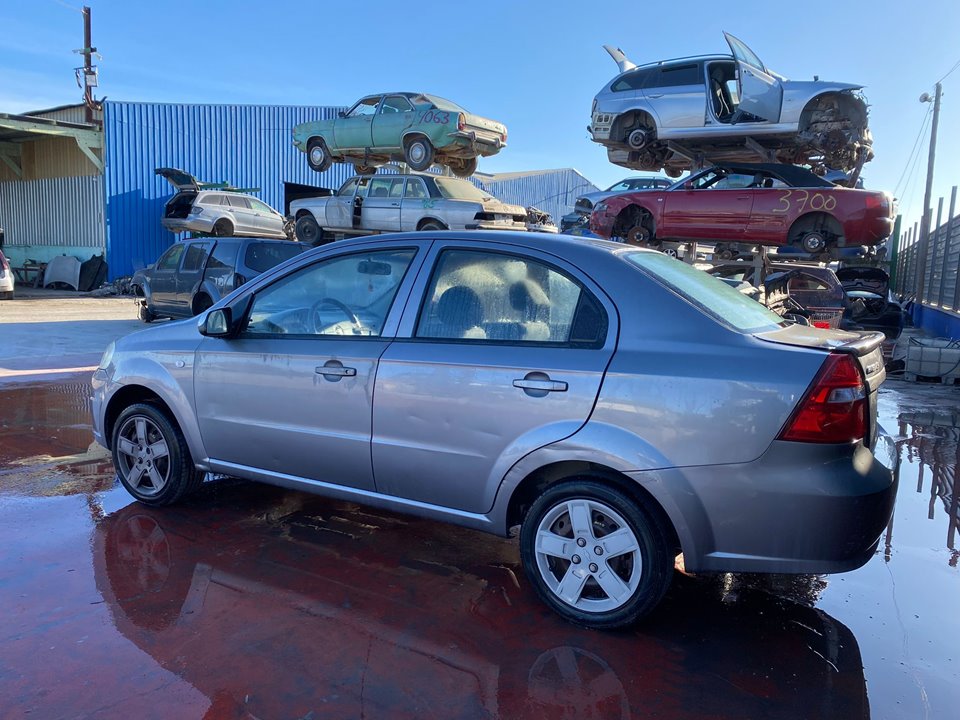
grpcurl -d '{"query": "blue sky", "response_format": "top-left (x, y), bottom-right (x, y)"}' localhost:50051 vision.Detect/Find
top-left (1, 0), bottom-right (958, 225)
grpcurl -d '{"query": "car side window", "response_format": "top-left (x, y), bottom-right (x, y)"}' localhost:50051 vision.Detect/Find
top-left (404, 179), bottom-right (427, 199)
top-left (156, 244), bottom-right (185, 271)
top-left (347, 97), bottom-right (380, 117)
top-left (646, 63), bottom-right (701, 89)
top-left (249, 198), bottom-right (273, 213)
top-left (338, 179), bottom-right (359, 197)
top-left (415, 249), bottom-right (606, 346)
top-left (206, 241), bottom-right (239, 271)
top-left (388, 179), bottom-right (404, 198)
top-left (243, 248), bottom-right (417, 338)
top-left (200, 194), bottom-right (221, 206)
top-left (611, 68), bottom-right (652, 92)
top-left (226, 195), bottom-right (251, 209)
top-left (368, 178), bottom-right (394, 198)
top-left (381, 96), bottom-right (413, 114)
top-left (181, 242), bottom-right (211, 273)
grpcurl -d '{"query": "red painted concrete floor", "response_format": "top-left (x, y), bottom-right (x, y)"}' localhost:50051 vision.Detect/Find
top-left (0, 376), bottom-right (958, 719)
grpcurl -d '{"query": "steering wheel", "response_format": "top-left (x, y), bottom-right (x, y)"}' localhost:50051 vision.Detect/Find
top-left (310, 297), bottom-right (365, 334)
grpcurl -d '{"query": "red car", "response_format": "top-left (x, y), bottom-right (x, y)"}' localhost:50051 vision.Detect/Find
top-left (589, 162), bottom-right (894, 253)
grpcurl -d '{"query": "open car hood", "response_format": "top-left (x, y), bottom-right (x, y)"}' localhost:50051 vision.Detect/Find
top-left (836, 267), bottom-right (889, 295)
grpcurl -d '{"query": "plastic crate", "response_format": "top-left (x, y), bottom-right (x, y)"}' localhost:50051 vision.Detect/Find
top-left (904, 338), bottom-right (960, 384)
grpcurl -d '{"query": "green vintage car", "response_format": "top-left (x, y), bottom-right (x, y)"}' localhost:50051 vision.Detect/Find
top-left (292, 93), bottom-right (507, 178)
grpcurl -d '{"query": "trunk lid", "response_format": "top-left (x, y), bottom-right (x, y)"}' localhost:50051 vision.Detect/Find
top-left (462, 112), bottom-right (506, 137)
top-left (836, 267), bottom-right (890, 296)
top-left (155, 168), bottom-right (199, 193)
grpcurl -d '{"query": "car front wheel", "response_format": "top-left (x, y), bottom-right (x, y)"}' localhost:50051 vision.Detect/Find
top-left (307, 138), bottom-right (333, 172)
top-left (520, 480), bottom-right (673, 629)
top-left (111, 403), bottom-right (204, 506)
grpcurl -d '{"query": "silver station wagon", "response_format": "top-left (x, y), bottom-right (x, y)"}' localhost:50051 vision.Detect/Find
top-left (91, 232), bottom-right (897, 628)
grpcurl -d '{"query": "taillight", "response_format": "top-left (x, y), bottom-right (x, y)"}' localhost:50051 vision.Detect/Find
top-left (864, 193), bottom-right (888, 210)
top-left (189, 206), bottom-right (203, 215)
top-left (458, 113), bottom-right (465, 131)
top-left (778, 353), bottom-right (866, 443)
top-left (0, 254), bottom-right (8, 271)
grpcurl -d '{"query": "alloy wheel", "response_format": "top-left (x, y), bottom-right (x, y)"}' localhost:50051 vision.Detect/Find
top-left (115, 415), bottom-right (171, 497)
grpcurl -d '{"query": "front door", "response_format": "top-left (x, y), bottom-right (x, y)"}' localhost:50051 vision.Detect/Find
top-left (724, 32), bottom-right (783, 122)
top-left (334, 96), bottom-right (380, 151)
top-left (661, 168), bottom-right (755, 240)
top-left (361, 177), bottom-right (403, 231)
top-left (372, 243), bottom-right (616, 514)
top-left (194, 245), bottom-right (423, 489)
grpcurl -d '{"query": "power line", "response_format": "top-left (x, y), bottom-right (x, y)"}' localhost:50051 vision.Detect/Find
top-left (893, 103), bottom-right (932, 199)
top-left (899, 117), bottom-right (931, 222)
top-left (937, 56), bottom-right (960, 85)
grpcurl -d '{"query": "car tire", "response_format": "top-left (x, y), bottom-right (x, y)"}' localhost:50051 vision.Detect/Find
top-left (404, 136), bottom-right (435, 172)
top-left (137, 301), bottom-right (157, 323)
top-left (295, 215), bottom-right (326, 245)
top-left (111, 403), bottom-right (204, 506)
top-left (354, 164), bottom-right (377, 176)
top-left (520, 479), bottom-right (673, 629)
top-left (799, 231), bottom-right (827, 254)
top-left (625, 224), bottom-right (653, 246)
top-left (0, 290), bottom-right (14, 300)
top-left (192, 294), bottom-right (213, 316)
top-left (418, 220), bottom-right (446, 232)
top-left (307, 138), bottom-right (333, 173)
top-left (212, 219), bottom-right (233, 237)
top-left (451, 157), bottom-right (478, 178)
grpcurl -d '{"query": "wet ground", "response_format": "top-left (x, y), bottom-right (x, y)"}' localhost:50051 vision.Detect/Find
top-left (1, 375), bottom-right (958, 719)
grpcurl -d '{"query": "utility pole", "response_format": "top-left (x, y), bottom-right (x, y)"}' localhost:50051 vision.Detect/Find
top-left (915, 82), bottom-right (942, 303)
top-left (78, 5), bottom-right (98, 124)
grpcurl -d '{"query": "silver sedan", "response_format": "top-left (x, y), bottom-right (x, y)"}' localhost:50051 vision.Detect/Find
top-left (91, 232), bottom-right (897, 628)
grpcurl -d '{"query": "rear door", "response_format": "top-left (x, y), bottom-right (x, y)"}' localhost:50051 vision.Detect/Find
top-left (371, 241), bottom-right (616, 514)
top-left (724, 32), bottom-right (783, 122)
top-left (641, 62), bottom-right (707, 131)
top-left (225, 195), bottom-right (257, 234)
top-left (248, 197), bottom-right (285, 237)
top-left (372, 95), bottom-right (414, 150)
top-left (361, 177), bottom-right (403, 231)
top-left (148, 243), bottom-right (186, 312)
top-left (400, 177), bottom-right (430, 231)
top-left (175, 241), bottom-right (212, 311)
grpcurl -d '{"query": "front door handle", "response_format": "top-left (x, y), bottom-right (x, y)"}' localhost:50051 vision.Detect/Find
top-left (513, 372), bottom-right (568, 396)
top-left (316, 361), bottom-right (357, 380)
top-left (647, 93), bottom-right (664, 99)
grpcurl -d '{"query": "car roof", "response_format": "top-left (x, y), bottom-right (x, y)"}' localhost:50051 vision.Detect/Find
top-left (694, 162), bottom-right (835, 188)
top-left (614, 54), bottom-right (731, 76)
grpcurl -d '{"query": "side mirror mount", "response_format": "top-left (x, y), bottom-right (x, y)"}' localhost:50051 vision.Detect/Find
top-left (198, 295), bottom-right (252, 338)
top-left (338, 110), bottom-right (346, 118)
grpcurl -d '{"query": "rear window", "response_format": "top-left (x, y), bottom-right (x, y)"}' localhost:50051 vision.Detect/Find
top-left (624, 252), bottom-right (785, 333)
top-left (243, 242), bottom-right (304, 274)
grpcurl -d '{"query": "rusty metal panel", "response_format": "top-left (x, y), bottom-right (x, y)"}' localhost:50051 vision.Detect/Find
top-left (28, 104), bottom-right (99, 125)
top-left (103, 101), bottom-right (351, 279)
top-left (0, 175), bottom-right (105, 248)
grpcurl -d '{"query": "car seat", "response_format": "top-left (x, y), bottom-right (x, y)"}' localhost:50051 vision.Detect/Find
top-left (435, 285), bottom-right (486, 339)
top-left (372, 186), bottom-right (389, 197)
top-left (509, 279), bottom-right (551, 341)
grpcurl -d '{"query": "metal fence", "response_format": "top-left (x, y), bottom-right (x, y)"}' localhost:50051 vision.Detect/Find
top-left (895, 185), bottom-right (960, 310)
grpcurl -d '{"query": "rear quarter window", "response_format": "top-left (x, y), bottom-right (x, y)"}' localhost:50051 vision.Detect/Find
top-left (243, 242), bottom-right (304, 274)
top-left (624, 252), bottom-right (785, 334)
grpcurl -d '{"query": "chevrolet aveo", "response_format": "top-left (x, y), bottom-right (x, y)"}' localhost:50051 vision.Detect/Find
top-left (91, 232), bottom-right (897, 628)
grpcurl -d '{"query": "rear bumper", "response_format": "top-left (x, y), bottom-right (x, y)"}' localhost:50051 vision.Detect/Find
top-left (448, 131), bottom-right (505, 156)
top-left (631, 434), bottom-right (898, 574)
top-left (161, 217), bottom-right (214, 234)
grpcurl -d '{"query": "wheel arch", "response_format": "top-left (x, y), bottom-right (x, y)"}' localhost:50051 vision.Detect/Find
top-left (787, 211), bottom-right (845, 245)
top-left (504, 460), bottom-right (682, 556)
top-left (103, 385), bottom-right (180, 452)
top-left (613, 202), bottom-right (656, 237)
top-left (416, 216), bottom-right (448, 231)
top-left (798, 91), bottom-right (868, 129)
top-left (610, 109), bottom-right (658, 145)
top-left (401, 129), bottom-right (433, 147)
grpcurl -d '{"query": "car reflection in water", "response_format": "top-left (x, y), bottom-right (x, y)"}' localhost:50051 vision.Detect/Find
top-left (896, 409), bottom-right (960, 566)
top-left (92, 482), bottom-right (869, 720)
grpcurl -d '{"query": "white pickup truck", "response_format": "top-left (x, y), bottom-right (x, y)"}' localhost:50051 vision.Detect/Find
top-left (290, 173), bottom-right (554, 244)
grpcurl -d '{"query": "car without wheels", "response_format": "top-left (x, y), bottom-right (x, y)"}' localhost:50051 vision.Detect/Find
top-left (590, 32), bottom-right (873, 176)
top-left (589, 162), bottom-right (893, 254)
top-left (92, 231), bottom-right (896, 629)
top-left (131, 237), bottom-right (305, 322)
top-left (560, 176), bottom-right (671, 232)
top-left (290, 174), bottom-right (529, 244)
top-left (157, 168), bottom-right (291, 240)
top-left (293, 93), bottom-right (507, 178)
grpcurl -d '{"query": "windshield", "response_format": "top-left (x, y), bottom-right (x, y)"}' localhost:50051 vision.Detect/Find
top-left (433, 177), bottom-right (494, 202)
top-left (624, 252), bottom-right (786, 333)
top-left (421, 94), bottom-right (466, 113)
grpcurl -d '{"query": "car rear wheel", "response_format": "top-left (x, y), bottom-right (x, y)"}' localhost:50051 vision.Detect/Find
top-left (111, 403), bottom-right (204, 506)
top-left (404, 136), bottom-right (435, 171)
top-left (212, 219), bottom-right (233, 237)
top-left (450, 157), bottom-right (478, 178)
top-left (799, 231), bottom-right (827, 253)
top-left (307, 138), bottom-right (333, 173)
top-left (520, 480), bottom-right (673, 629)
top-left (418, 220), bottom-right (446, 232)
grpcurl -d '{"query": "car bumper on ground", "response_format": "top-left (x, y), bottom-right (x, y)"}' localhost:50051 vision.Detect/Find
top-left (635, 434), bottom-right (898, 574)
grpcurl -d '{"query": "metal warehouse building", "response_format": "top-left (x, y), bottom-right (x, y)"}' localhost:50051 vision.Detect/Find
top-left (0, 101), bottom-right (597, 281)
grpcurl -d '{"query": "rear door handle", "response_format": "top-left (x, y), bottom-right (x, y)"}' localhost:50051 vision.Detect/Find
top-left (647, 93), bottom-right (664, 99)
top-left (513, 378), bottom-right (567, 392)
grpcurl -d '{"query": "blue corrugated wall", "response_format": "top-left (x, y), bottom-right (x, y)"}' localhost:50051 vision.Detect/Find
top-left (103, 101), bottom-right (351, 279)
top-left (476, 170), bottom-right (599, 226)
